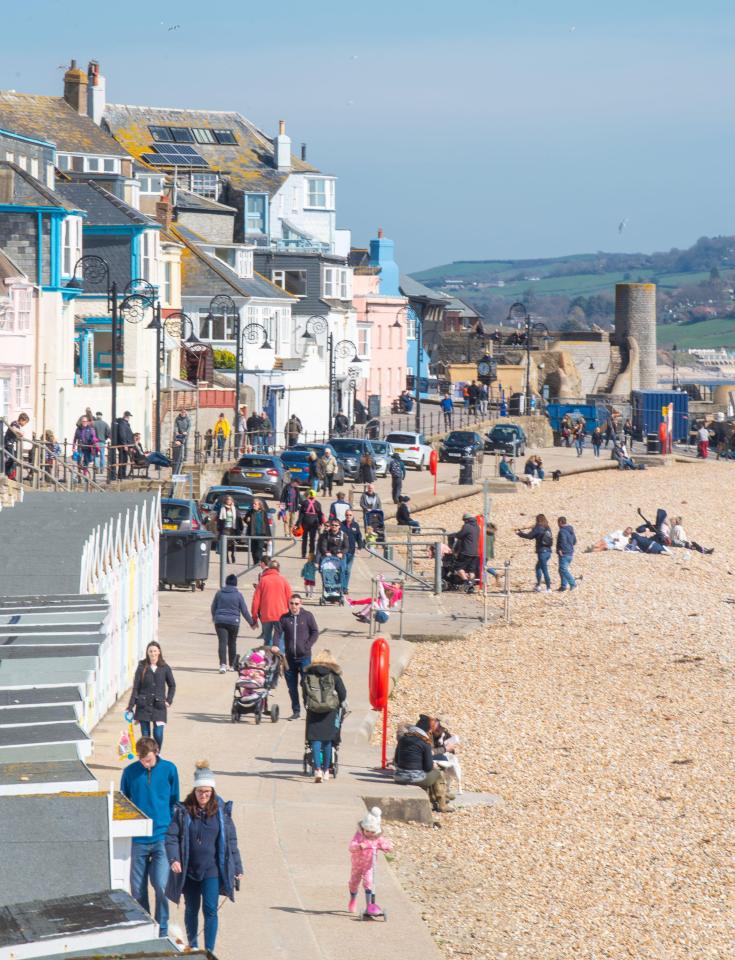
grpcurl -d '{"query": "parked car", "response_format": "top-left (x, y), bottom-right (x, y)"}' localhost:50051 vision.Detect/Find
top-left (221, 454), bottom-right (286, 499)
top-left (439, 430), bottom-right (485, 463)
top-left (199, 485), bottom-right (254, 534)
top-left (369, 439), bottom-right (393, 477)
top-left (484, 423), bottom-right (527, 456)
top-left (161, 498), bottom-right (205, 532)
top-left (279, 450), bottom-right (313, 487)
top-left (289, 443), bottom-right (345, 485)
top-left (328, 437), bottom-right (378, 481)
top-left (384, 431), bottom-right (433, 470)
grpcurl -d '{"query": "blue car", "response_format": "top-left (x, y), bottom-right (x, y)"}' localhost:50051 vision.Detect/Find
top-left (280, 450), bottom-right (312, 486)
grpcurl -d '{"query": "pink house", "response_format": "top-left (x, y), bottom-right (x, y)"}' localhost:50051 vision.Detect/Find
top-left (0, 251), bottom-right (35, 430)
top-left (351, 252), bottom-right (407, 413)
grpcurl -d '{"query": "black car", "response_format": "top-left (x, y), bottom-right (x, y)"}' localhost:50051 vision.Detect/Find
top-left (328, 438), bottom-right (377, 480)
top-left (199, 485), bottom-right (255, 534)
top-left (439, 431), bottom-right (485, 463)
top-left (221, 454), bottom-right (286, 499)
top-left (485, 424), bottom-right (527, 456)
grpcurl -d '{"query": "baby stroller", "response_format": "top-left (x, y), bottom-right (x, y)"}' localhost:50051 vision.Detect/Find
top-left (364, 509), bottom-right (386, 546)
top-left (319, 554), bottom-right (345, 605)
top-left (303, 705), bottom-right (347, 778)
top-left (231, 648), bottom-right (281, 724)
top-left (441, 553), bottom-right (477, 593)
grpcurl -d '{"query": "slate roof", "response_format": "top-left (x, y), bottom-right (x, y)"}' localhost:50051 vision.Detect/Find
top-left (104, 103), bottom-right (316, 196)
top-left (173, 225), bottom-right (294, 302)
top-left (56, 180), bottom-right (157, 227)
top-left (0, 91), bottom-right (127, 156)
top-left (0, 160), bottom-right (82, 211)
top-left (442, 294), bottom-right (481, 319)
top-left (176, 188), bottom-right (237, 214)
top-left (0, 793), bottom-right (110, 906)
top-left (400, 273), bottom-right (448, 304)
top-left (0, 756), bottom-right (95, 793)
top-left (0, 248), bottom-right (25, 281)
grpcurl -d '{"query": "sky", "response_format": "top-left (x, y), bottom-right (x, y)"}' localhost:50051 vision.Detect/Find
top-left (3, 0), bottom-right (735, 271)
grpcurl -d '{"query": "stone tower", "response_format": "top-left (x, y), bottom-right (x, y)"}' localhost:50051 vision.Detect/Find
top-left (614, 282), bottom-right (657, 390)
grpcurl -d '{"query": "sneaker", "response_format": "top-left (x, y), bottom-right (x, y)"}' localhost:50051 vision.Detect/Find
top-left (544, 587), bottom-right (552, 594)
top-left (288, 712), bottom-right (301, 721)
top-left (314, 770), bottom-right (323, 783)
top-left (557, 587), bottom-right (567, 592)
top-left (219, 664), bottom-right (227, 674)
top-left (348, 895), bottom-right (358, 914)
top-left (323, 769), bottom-right (330, 782)
top-left (534, 584), bottom-right (543, 593)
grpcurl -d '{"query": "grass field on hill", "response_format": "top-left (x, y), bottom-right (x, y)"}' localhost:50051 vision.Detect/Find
top-left (657, 316), bottom-right (735, 349)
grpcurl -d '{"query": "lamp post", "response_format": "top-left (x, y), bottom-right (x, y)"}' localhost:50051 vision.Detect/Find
top-left (672, 343), bottom-right (678, 389)
top-left (205, 294), bottom-right (240, 430)
top-left (413, 307), bottom-right (424, 432)
top-left (329, 338), bottom-right (360, 431)
top-left (507, 301), bottom-right (548, 415)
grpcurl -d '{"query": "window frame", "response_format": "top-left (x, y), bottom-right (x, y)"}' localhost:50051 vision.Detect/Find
top-left (271, 268), bottom-right (307, 297)
top-left (149, 126), bottom-right (173, 142)
top-left (170, 127), bottom-right (195, 143)
top-left (140, 230), bottom-right (160, 286)
top-left (213, 130), bottom-right (237, 144)
top-left (61, 216), bottom-right (82, 279)
top-left (192, 128), bottom-right (217, 144)
top-left (190, 172), bottom-right (218, 199)
top-left (357, 326), bottom-right (370, 358)
top-left (244, 194), bottom-right (267, 234)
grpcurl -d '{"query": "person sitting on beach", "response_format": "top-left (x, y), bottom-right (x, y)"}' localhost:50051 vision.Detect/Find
top-left (587, 527), bottom-right (634, 552)
top-left (670, 517), bottom-right (714, 555)
top-left (524, 455), bottom-right (545, 480)
top-left (396, 495), bottom-right (420, 532)
top-left (393, 715), bottom-right (453, 813)
top-left (430, 718), bottom-right (463, 796)
top-left (612, 442), bottom-right (637, 470)
top-left (499, 456), bottom-right (518, 481)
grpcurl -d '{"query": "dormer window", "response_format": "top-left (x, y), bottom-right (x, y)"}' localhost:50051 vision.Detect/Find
top-left (305, 177), bottom-right (334, 210)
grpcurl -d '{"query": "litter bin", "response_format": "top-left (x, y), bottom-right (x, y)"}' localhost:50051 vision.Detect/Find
top-left (159, 530), bottom-right (214, 591)
top-left (459, 453), bottom-right (475, 485)
top-left (646, 433), bottom-right (661, 454)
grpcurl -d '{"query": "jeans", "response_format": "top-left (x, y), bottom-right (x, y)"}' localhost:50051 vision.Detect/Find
top-left (592, 443), bottom-right (601, 458)
top-left (575, 438), bottom-right (584, 456)
top-left (558, 554), bottom-right (576, 590)
top-left (342, 552), bottom-right (355, 591)
top-left (310, 477), bottom-right (320, 493)
top-left (216, 435), bottom-right (225, 461)
top-left (391, 477), bottom-right (402, 503)
top-left (285, 654), bottom-right (311, 713)
top-left (96, 445), bottom-right (106, 471)
top-left (535, 548), bottom-right (551, 589)
top-left (215, 623), bottom-right (238, 667)
top-left (261, 620), bottom-right (281, 650)
top-left (130, 840), bottom-right (170, 934)
top-left (443, 412), bottom-right (452, 428)
top-left (139, 720), bottom-right (164, 750)
top-left (311, 739), bottom-right (333, 772)
top-left (183, 874), bottom-right (220, 951)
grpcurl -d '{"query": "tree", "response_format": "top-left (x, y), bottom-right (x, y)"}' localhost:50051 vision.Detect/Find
top-left (710, 266), bottom-right (721, 281)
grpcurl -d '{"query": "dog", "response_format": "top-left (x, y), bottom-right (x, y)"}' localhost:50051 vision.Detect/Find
top-left (552, 469), bottom-right (562, 481)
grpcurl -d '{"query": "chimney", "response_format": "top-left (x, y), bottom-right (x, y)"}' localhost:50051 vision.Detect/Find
top-left (63, 59), bottom-right (88, 115)
top-left (275, 119), bottom-right (291, 171)
top-left (87, 61), bottom-right (106, 125)
top-left (301, 142), bottom-right (307, 162)
top-left (155, 197), bottom-right (174, 231)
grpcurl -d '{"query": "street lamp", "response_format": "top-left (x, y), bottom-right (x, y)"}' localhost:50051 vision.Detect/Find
top-left (330, 338), bottom-right (360, 432)
top-left (242, 322), bottom-right (273, 351)
top-left (506, 301), bottom-right (548, 415)
top-left (204, 294), bottom-right (241, 428)
top-left (672, 343), bottom-right (679, 389)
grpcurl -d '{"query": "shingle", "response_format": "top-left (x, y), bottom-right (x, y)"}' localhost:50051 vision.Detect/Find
top-left (0, 92), bottom-right (127, 156)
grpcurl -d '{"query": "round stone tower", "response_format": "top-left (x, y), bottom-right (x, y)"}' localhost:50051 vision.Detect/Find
top-left (614, 282), bottom-right (657, 390)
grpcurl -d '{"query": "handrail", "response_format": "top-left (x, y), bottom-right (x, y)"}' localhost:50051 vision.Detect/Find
top-left (1, 420), bottom-right (107, 494)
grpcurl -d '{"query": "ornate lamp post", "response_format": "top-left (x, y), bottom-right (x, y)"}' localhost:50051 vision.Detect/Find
top-left (301, 316), bottom-right (360, 431)
top-left (507, 301), bottom-right (549, 414)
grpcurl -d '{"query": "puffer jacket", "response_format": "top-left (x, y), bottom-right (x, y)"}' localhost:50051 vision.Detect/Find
top-left (453, 518), bottom-right (480, 558)
top-left (393, 726), bottom-right (434, 783)
top-left (210, 585), bottom-right (254, 628)
top-left (165, 796), bottom-right (243, 903)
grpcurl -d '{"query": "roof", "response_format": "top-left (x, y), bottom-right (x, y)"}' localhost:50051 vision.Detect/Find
top-left (175, 189), bottom-right (237, 214)
top-left (0, 248), bottom-right (26, 280)
top-left (0, 160), bottom-right (81, 211)
top-left (104, 103), bottom-right (316, 196)
top-left (173, 225), bottom-right (294, 301)
top-left (0, 91), bottom-right (127, 156)
top-left (0, 757), bottom-right (96, 792)
top-left (400, 274), bottom-right (448, 305)
top-left (56, 180), bottom-right (157, 227)
top-left (0, 793), bottom-right (110, 905)
top-left (441, 295), bottom-right (481, 319)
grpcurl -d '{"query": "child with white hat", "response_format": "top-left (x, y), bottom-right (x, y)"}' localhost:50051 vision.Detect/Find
top-left (347, 806), bottom-right (393, 914)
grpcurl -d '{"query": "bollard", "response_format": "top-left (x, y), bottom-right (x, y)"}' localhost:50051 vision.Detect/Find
top-left (219, 534), bottom-right (226, 588)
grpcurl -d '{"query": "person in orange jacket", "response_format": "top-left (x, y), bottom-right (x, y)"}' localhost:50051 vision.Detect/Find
top-left (250, 559), bottom-right (293, 648)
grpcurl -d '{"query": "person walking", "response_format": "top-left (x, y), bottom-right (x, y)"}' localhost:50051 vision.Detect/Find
top-left (359, 483), bottom-right (382, 530)
top-left (246, 412), bottom-right (262, 451)
top-left (329, 490), bottom-right (350, 523)
top-left (216, 494), bottom-right (242, 564)
top-left (516, 513), bottom-right (553, 593)
top-left (591, 426), bottom-right (602, 458)
top-left (286, 413), bottom-right (302, 448)
top-left (174, 409), bottom-right (191, 459)
top-left (73, 416), bottom-right (99, 476)
top-left (556, 516), bottom-right (578, 592)
top-left (623, 418), bottom-right (634, 452)
top-left (307, 451), bottom-right (320, 493)
top-left (245, 498), bottom-right (270, 565)
top-left (388, 452), bottom-right (406, 504)
top-left (279, 593), bottom-right (319, 720)
top-left (93, 411), bottom-right (110, 471)
top-left (115, 411), bottom-right (135, 479)
top-left (603, 420), bottom-right (614, 448)
top-left (317, 517), bottom-right (349, 563)
top-left (320, 448), bottom-right (338, 496)
top-left (3, 412), bottom-right (29, 479)
top-left (340, 509), bottom-right (363, 594)
top-left (213, 413), bottom-right (230, 462)
top-left (358, 449), bottom-right (376, 485)
top-left (303, 649), bottom-right (347, 782)
top-left (574, 422), bottom-right (585, 457)
top-left (347, 806), bottom-right (393, 914)
top-left (211, 573), bottom-right (255, 673)
top-left (125, 642), bottom-right (176, 750)
top-left (697, 421), bottom-right (710, 459)
top-left (279, 474), bottom-right (300, 537)
top-left (120, 737), bottom-right (179, 938)
top-left (251, 558), bottom-right (292, 648)
top-left (259, 410), bottom-right (272, 450)
top-left (298, 489), bottom-right (323, 558)
top-left (236, 405), bottom-right (248, 454)
top-left (165, 761), bottom-right (243, 953)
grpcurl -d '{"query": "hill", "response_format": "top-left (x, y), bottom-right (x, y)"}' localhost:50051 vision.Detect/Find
top-left (656, 316), bottom-right (735, 350)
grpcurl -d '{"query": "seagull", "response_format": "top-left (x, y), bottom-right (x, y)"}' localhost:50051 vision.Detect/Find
top-left (570, 25), bottom-right (576, 32)
top-left (168, 23), bottom-right (181, 31)
top-left (618, 218), bottom-right (628, 234)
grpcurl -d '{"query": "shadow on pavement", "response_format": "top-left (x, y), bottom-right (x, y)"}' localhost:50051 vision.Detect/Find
top-left (270, 906), bottom-right (350, 918)
top-left (182, 712), bottom-right (231, 723)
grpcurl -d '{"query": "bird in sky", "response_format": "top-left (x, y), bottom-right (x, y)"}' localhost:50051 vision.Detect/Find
top-left (168, 24), bottom-right (181, 31)
top-left (618, 218), bottom-right (629, 234)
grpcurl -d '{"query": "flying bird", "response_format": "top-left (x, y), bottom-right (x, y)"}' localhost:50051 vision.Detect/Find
top-left (167, 23), bottom-right (181, 31)
top-left (618, 218), bottom-right (628, 234)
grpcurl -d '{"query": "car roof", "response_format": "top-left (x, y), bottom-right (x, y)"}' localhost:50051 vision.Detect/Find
top-left (161, 497), bottom-right (193, 506)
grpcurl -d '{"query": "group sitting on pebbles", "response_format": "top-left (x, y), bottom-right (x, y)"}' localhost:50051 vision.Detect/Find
top-left (587, 507), bottom-right (714, 555)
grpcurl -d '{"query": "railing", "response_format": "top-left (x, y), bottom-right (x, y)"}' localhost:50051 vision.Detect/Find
top-left (0, 420), bottom-right (107, 494)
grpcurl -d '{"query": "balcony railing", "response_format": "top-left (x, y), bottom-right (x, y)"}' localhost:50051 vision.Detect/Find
top-left (270, 238), bottom-right (331, 254)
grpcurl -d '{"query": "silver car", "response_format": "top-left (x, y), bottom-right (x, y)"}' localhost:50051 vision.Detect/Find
top-left (369, 439), bottom-right (393, 477)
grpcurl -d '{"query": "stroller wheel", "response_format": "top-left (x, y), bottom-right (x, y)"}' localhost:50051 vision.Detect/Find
top-left (270, 704), bottom-right (280, 723)
top-left (331, 755), bottom-right (338, 778)
top-left (255, 706), bottom-right (262, 725)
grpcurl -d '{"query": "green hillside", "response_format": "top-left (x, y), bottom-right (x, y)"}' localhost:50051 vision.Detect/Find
top-left (657, 317), bottom-right (735, 349)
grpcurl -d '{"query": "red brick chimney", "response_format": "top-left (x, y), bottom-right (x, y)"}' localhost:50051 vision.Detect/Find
top-left (155, 197), bottom-right (174, 230)
top-left (63, 60), bottom-right (88, 115)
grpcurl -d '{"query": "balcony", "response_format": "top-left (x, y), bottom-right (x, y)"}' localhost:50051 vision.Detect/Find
top-left (271, 237), bottom-right (331, 255)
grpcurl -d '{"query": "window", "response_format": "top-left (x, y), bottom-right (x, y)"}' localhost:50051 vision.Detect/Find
top-left (150, 126), bottom-right (173, 142)
top-left (46, 163), bottom-right (54, 188)
top-left (4, 152), bottom-right (12, 162)
top-left (17, 155), bottom-right (27, 171)
top-left (141, 230), bottom-right (160, 286)
top-left (322, 266), bottom-right (351, 300)
top-left (15, 366), bottom-right (31, 407)
top-left (272, 269), bottom-right (307, 297)
top-left (138, 175), bottom-right (165, 195)
top-left (30, 158), bottom-right (38, 178)
top-left (307, 178), bottom-right (326, 207)
top-left (171, 128), bottom-right (194, 143)
top-left (192, 128), bottom-right (217, 144)
top-left (235, 248), bottom-right (253, 279)
top-left (213, 130), bottom-right (237, 144)
top-left (103, 158), bottom-right (116, 172)
top-left (61, 217), bottom-right (82, 278)
top-left (190, 172), bottom-right (218, 199)
top-left (86, 157), bottom-right (100, 172)
top-left (357, 326), bottom-right (370, 357)
top-left (406, 308), bottom-right (418, 339)
top-left (244, 194), bottom-right (266, 234)
top-left (57, 154), bottom-right (72, 171)
top-left (200, 307), bottom-right (235, 341)
top-left (163, 261), bottom-right (173, 306)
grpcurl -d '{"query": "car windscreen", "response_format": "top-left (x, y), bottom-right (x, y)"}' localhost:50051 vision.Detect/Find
top-left (161, 503), bottom-right (191, 524)
top-left (385, 434), bottom-right (417, 445)
top-left (491, 427), bottom-right (518, 437)
top-left (447, 432), bottom-right (476, 442)
top-left (236, 457), bottom-right (276, 468)
top-left (292, 445), bottom-right (327, 455)
top-left (371, 442), bottom-right (388, 454)
top-left (330, 440), bottom-right (363, 455)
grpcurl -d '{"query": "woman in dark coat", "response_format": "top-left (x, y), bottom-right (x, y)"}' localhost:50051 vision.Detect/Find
top-left (216, 493), bottom-right (243, 564)
top-left (245, 498), bottom-right (270, 564)
top-left (515, 513), bottom-right (553, 593)
top-left (126, 641), bottom-right (176, 750)
top-left (302, 649), bottom-right (347, 783)
top-left (165, 760), bottom-right (243, 952)
top-left (358, 451), bottom-right (376, 485)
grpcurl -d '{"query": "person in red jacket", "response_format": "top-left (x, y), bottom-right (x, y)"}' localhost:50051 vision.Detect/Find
top-left (251, 559), bottom-right (293, 648)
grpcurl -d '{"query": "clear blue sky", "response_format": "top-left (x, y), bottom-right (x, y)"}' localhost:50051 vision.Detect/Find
top-left (3, 0), bottom-right (734, 271)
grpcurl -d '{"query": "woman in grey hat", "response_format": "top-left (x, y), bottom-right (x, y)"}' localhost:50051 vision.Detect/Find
top-left (165, 760), bottom-right (243, 951)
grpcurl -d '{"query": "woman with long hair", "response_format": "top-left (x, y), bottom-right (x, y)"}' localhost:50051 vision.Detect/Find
top-left (516, 513), bottom-right (553, 593)
top-left (216, 494), bottom-right (242, 564)
top-left (245, 498), bottom-right (269, 564)
top-left (165, 761), bottom-right (243, 952)
top-left (126, 642), bottom-right (176, 750)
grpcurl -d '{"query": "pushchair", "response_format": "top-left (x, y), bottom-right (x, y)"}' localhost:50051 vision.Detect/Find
top-left (319, 554), bottom-right (345, 605)
top-left (230, 648), bottom-right (282, 724)
top-left (303, 706), bottom-right (347, 778)
top-left (364, 509), bottom-right (386, 546)
top-left (441, 552), bottom-right (478, 593)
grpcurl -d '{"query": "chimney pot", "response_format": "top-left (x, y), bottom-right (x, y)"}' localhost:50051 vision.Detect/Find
top-left (378, 228), bottom-right (383, 239)
top-left (279, 120), bottom-right (286, 135)
top-left (155, 197), bottom-right (174, 231)
top-left (63, 59), bottom-right (88, 115)
top-left (301, 142), bottom-right (307, 162)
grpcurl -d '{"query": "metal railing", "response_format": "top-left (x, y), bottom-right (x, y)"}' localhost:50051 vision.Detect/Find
top-left (0, 420), bottom-right (106, 494)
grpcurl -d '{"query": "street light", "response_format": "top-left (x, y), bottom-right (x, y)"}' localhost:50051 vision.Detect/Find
top-left (506, 301), bottom-right (548, 415)
top-left (204, 294), bottom-right (241, 427)
top-left (672, 343), bottom-right (679, 389)
top-left (330, 338), bottom-right (360, 432)
top-left (242, 322), bottom-right (273, 351)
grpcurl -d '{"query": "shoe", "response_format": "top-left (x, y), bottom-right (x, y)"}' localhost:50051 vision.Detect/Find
top-left (534, 584), bottom-right (543, 593)
top-left (348, 894), bottom-right (358, 913)
top-left (314, 770), bottom-right (323, 783)
top-left (288, 712), bottom-right (301, 721)
top-left (323, 769), bottom-right (330, 781)
top-left (557, 587), bottom-right (567, 592)
top-left (219, 664), bottom-right (227, 674)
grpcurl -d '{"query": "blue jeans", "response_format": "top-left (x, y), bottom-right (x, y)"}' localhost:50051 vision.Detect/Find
top-left (285, 654), bottom-right (311, 713)
top-left (592, 443), bottom-right (601, 458)
top-left (535, 549), bottom-right (551, 589)
top-left (558, 554), bottom-right (576, 590)
top-left (310, 477), bottom-right (320, 493)
top-left (575, 438), bottom-right (584, 456)
top-left (311, 739), bottom-right (333, 772)
top-left (261, 620), bottom-right (282, 650)
top-left (183, 874), bottom-right (220, 951)
top-left (130, 840), bottom-right (170, 934)
top-left (96, 446), bottom-right (106, 470)
top-left (342, 552), bottom-right (355, 591)
top-left (139, 720), bottom-right (164, 750)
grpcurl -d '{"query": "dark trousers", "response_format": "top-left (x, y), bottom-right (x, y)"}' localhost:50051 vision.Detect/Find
top-left (139, 720), bottom-right (164, 750)
top-left (391, 477), bottom-right (402, 503)
top-left (301, 523), bottom-right (318, 557)
top-left (285, 654), bottom-right (311, 713)
top-left (215, 623), bottom-right (238, 667)
top-left (183, 874), bottom-right (219, 951)
top-left (117, 447), bottom-right (129, 479)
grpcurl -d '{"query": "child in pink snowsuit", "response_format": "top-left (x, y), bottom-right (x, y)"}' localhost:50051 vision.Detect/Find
top-left (348, 806), bottom-right (393, 913)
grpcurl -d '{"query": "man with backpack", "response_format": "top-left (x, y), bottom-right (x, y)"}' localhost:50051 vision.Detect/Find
top-left (278, 594), bottom-right (320, 720)
top-left (388, 452), bottom-right (406, 504)
top-left (302, 649), bottom-right (347, 782)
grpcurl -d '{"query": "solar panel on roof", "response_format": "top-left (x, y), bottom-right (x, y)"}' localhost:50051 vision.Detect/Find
top-left (141, 154), bottom-right (171, 166)
top-left (175, 146), bottom-right (200, 157)
top-left (144, 146), bottom-right (209, 168)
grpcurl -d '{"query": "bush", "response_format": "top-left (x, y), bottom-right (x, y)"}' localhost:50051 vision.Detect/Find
top-left (213, 349), bottom-right (236, 369)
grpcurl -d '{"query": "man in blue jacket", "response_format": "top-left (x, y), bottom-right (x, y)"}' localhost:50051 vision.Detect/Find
top-left (120, 737), bottom-right (180, 936)
top-left (556, 516), bottom-right (578, 592)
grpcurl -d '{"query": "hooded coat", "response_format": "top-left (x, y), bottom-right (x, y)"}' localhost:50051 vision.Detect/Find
top-left (393, 725), bottom-right (434, 783)
top-left (303, 654), bottom-right (347, 742)
top-left (126, 660), bottom-right (176, 723)
top-left (165, 796), bottom-right (243, 903)
top-left (453, 517), bottom-right (480, 558)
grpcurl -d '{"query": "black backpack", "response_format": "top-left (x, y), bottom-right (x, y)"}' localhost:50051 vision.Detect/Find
top-left (541, 527), bottom-right (553, 549)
